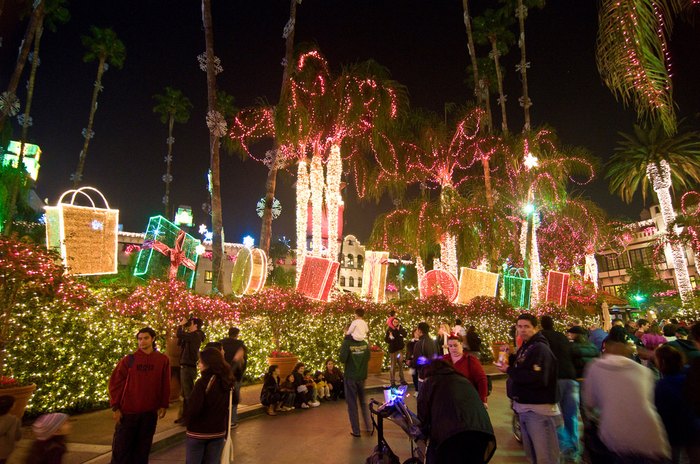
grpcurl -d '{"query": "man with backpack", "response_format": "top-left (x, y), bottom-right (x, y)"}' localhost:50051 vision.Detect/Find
top-left (412, 322), bottom-right (439, 394)
top-left (108, 327), bottom-right (170, 464)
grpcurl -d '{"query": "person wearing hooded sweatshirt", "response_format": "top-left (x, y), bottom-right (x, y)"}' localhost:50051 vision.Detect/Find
top-left (497, 313), bottom-right (561, 464)
top-left (339, 334), bottom-right (371, 437)
top-left (666, 326), bottom-right (700, 363)
top-left (418, 359), bottom-right (496, 464)
top-left (582, 336), bottom-right (671, 462)
top-left (177, 317), bottom-right (205, 422)
top-left (384, 314), bottom-right (407, 387)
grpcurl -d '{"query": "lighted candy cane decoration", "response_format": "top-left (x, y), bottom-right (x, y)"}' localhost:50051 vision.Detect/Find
top-left (325, 144), bottom-right (342, 260)
top-left (310, 154), bottom-right (324, 256)
top-left (296, 159), bottom-right (310, 283)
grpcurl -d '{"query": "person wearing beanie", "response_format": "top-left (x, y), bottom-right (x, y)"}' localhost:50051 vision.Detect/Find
top-left (0, 395), bottom-right (20, 464)
top-left (26, 413), bottom-right (70, 464)
top-left (384, 315), bottom-right (407, 387)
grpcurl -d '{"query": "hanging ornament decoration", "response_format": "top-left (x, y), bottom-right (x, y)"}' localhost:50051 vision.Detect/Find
top-left (256, 197), bottom-right (282, 220)
top-left (206, 110), bottom-right (227, 137)
top-left (230, 247), bottom-right (268, 296)
top-left (44, 187), bottom-right (119, 276)
top-left (0, 91), bottom-right (20, 116)
top-left (419, 269), bottom-right (459, 302)
top-left (197, 53), bottom-right (223, 74)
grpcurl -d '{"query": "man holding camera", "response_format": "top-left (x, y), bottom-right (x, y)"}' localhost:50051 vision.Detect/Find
top-left (175, 317), bottom-right (205, 423)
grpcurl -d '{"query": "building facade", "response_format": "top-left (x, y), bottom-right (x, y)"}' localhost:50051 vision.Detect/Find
top-left (596, 205), bottom-right (699, 296)
top-left (338, 234), bottom-right (365, 294)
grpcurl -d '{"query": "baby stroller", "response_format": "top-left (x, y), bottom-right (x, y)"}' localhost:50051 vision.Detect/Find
top-left (366, 385), bottom-right (426, 464)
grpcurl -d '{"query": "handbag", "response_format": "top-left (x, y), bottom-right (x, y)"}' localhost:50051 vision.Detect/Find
top-left (220, 387), bottom-right (234, 464)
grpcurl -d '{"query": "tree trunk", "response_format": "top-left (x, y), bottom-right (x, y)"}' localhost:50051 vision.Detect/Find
top-left (260, 0), bottom-right (299, 254)
top-left (461, 0), bottom-right (481, 106)
top-left (516, 0), bottom-right (532, 131)
top-left (3, 18), bottom-right (43, 236)
top-left (0, 1), bottom-right (44, 134)
top-left (490, 36), bottom-right (509, 135)
top-left (202, 0), bottom-right (225, 293)
top-left (73, 57), bottom-right (106, 187)
top-left (164, 115), bottom-right (175, 219)
top-left (482, 157), bottom-right (495, 209)
top-left (325, 144), bottom-right (342, 261)
top-left (584, 252), bottom-right (599, 291)
top-left (296, 159), bottom-right (310, 283)
top-left (647, 161), bottom-right (693, 302)
top-left (310, 153), bottom-right (323, 256)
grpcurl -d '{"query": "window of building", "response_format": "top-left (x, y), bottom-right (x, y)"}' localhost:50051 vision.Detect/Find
top-left (340, 276), bottom-right (346, 286)
top-left (357, 255), bottom-right (363, 269)
top-left (599, 253), bottom-right (628, 272)
top-left (205, 271), bottom-right (213, 283)
top-left (628, 247), bottom-right (653, 266)
top-left (339, 253), bottom-right (345, 266)
top-left (690, 275), bottom-right (698, 289)
top-left (349, 276), bottom-right (354, 287)
top-left (347, 254), bottom-right (354, 268)
top-left (665, 278), bottom-right (676, 288)
top-left (357, 277), bottom-right (362, 288)
top-left (603, 284), bottom-right (624, 296)
top-left (347, 239), bottom-right (354, 246)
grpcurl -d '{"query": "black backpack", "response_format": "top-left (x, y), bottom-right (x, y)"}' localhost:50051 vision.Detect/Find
top-left (365, 443), bottom-right (400, 464)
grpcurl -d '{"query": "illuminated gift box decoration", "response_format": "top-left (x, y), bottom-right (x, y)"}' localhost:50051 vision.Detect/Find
top-left (133, 215), bottom-right (200, 288)
top-left (361, 251), bottom-right (389, 303)
top-left (44, 187), bottom-right (119, 276)
top-left (457, 268), bottom-right (500, 304)
top-left (230, 247), bottom-right (268, 296)
top-left (296, 255), bottom-right (339, 302)
top-left (503, 268), bottom-right (532, 309)
top-left (419, 269), bottom-right (459, 302)
top-left (546, 270), bottom-right (570, 307)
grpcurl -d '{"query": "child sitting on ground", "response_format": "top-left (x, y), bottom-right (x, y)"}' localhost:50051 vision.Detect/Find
top-left (0, 396), bottom-right (20, 464)
top-left (345, 308), bottom-right (369, 342)
top-left (303, 370), bottom-right (321, 404)
top-left (313, 371), bottom-right (331, 400)
top-left (279, 374), bottom-right (296, 411)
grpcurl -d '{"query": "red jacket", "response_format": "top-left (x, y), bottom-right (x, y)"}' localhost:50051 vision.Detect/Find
top-left (443, 353), bottom-right (488, 403)
top-left (109, 349), bottom-right (170, 414)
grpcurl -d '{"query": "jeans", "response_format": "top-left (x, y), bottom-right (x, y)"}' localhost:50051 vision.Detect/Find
top-left (185, 436), bottom-right (225, 464)
top-left (111, 411), bottom-right (158, 464)
top-left (519, 411), bottom-right (561, 464)
top-left (344, 377), bottom-right (371, 435)
top-left (231, 380), bottom-right (242, 425)
top-left (180, 364), bottom-right (198, 417)
top-left (557, 379), bottom-right (580, 457)
top-left (389, 351), bottom-right (406, 385)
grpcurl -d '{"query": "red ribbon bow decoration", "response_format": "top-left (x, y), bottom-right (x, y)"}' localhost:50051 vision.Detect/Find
top-left (150, 230), bottom-right (197, 280)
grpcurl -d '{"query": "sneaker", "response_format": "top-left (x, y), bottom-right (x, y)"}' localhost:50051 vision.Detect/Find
top-left (309, 400), bottom-right (320, 407)
top-left (301, 403), bottom-right (310, 409)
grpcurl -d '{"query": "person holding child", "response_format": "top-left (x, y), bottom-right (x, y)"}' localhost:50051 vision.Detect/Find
top-left (292, 363), bottom-right (319, 409)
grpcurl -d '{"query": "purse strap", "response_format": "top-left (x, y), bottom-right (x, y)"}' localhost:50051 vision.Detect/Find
top-left (225, 385), bottom-right (233, 440)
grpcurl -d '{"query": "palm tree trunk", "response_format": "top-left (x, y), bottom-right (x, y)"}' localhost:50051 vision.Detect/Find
top-left (482, 157), bottom-right (495, 209)
top-left (202, 0), bottom-right (225, 293)
top-left (296, 159), bottom-right (310, 282)
top-left (325, 144), bottom-right (342, 261)
top-left (164, 115), bottom-right (174, 219)
top-left (490, 37), bottom-right (509, 134)
top-left (647, 161), bottom-right (693, 302)
top-left (516, 0), bottom-right (532, 131)
top-left (461, 0), bottom-right (481, 106)
top-left (73, 57), bottom-right (106, 187)
top-left (530, 211), bottom-right (542, 306)
top-left (3, 19), bottom-right (43, 236)
top-left (260, 0), bottom-right (299, 255)
top-left (310, 152), bottom-right (323, 256)
top-left (0, 0), bottom-right (43, 134)
top-left (584, 252), bottom-right (599, 291)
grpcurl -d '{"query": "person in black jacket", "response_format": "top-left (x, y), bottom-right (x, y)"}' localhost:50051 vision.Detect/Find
top-left (413, 322), bottom-right (439, 394)
top-left (177, 317), bottom-right (205, 423)
top-left (184, 347), bottom-right (233, 464)
top-left (418, 359), bottom-right (496, 464)
top-left (219, 327), bottom-right (247, 427)
top-left (540, 315), bottom-right (579, 462)
top-left (566, 326), bottom-right (599, 378)
top-left (384, 315), bottom-right (407, 387)
top-left (497, 313), bottom-right (561, 464)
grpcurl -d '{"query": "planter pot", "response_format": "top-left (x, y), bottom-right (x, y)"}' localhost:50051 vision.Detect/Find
top-left (2, 383), bottom-right (36, 419)
top-left (267, 355), bottom-right (299, 379)
top-left (368, 350), bottom-right (384, 374)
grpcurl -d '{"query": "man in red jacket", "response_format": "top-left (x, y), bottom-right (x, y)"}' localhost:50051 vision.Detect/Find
top-left (109, 327), bottom-right (170, 464)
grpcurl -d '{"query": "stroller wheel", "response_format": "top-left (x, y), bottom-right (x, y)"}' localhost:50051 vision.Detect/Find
top-left (512, 413), bottom-right (522, 443)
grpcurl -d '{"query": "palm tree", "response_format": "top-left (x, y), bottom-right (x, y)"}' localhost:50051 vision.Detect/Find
top-left (152, 86), bottom-right (192, 220)
top-left (201, 0), bottom-right (226, 293)
top-left (606, 121), bottom-right (700, 302)
top-left (72, 26), bottom-right (125, 187)
top-left (597, 0), bottom-right (694, 136)
top-left (461, 0), bottom-right (482, 108)
top-left (3, 0), bottom-right (69, 236)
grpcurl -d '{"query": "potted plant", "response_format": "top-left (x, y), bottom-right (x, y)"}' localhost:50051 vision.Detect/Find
top-left (367, 345), bottom-right (384, 374)
top-left (266, 350), bottom-right (299, 379)
top-left (0, 239), bottom-right (89, 418)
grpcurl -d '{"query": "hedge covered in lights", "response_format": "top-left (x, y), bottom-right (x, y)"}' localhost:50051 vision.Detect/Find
top-left (7, 276), bottom-right (600, 415)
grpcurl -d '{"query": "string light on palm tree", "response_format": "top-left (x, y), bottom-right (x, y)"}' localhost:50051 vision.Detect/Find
top-left (521, 149), bottom-right (542, 305)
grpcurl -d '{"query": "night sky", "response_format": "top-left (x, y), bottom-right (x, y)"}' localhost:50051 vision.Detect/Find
top-left (1, 1), bottom-right (699, 245)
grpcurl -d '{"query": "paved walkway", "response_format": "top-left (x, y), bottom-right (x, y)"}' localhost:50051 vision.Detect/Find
top-left (11, 367), bottom-right (526, 463)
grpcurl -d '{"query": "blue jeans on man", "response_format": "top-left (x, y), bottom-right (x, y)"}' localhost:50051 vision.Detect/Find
top-left (557, 378), bottom-right (580, 459)
top-left (519, 411), bottom-right (561, 464)
top-left (185, 436), bottom-right (225, 464)
top-left (344, 377), bottom-right (371, 436)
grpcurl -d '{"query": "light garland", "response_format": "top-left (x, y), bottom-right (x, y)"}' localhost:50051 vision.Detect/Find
top-left (296, 160), bottom-right (310, 283)
top-left (584, 252), bottom-right (599, 291)
top-left (530, 211), bottom-right (542, 305)
top-left (309, 154), bottom-right (324, 256)
top-left (325, 144), bottom-right (342, 260)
